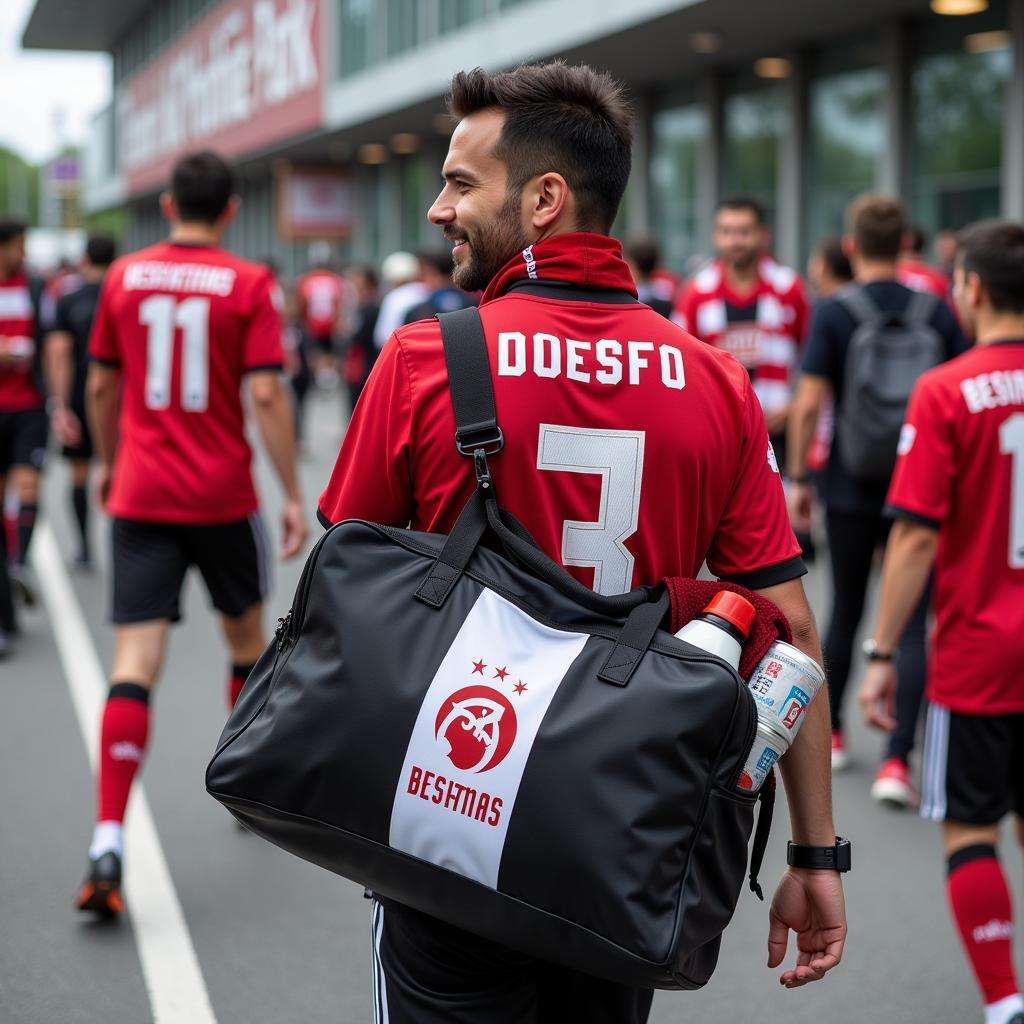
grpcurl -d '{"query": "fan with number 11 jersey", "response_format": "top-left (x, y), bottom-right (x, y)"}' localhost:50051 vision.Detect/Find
top-left (89, 241), bottom-right (283, 523)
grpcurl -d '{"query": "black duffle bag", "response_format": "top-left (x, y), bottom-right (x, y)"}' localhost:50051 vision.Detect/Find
top-left (206, 307), bottom-right (772, 991)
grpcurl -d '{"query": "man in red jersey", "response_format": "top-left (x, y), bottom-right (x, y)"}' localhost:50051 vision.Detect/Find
top-left (860, 220), bottom-right (1024, 1024)
top-left (318, 62), bottom-right (846, 1023)
top-left (74, 151), bottom-right (308, 917)
top-left (0, 217), bottom-right (47, 649)
top-left (898, 225), bottom-right (952, 299)
top-left (672, 197), bottom-right (808, 471)
top-left (296, 248), bottom-right (347, 383)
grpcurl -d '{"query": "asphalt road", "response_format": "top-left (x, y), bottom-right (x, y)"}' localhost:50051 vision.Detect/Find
top-left (0, 384), bottom-right (1016, 1024)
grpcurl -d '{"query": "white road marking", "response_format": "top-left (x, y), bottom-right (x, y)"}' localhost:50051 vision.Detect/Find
top-left (33, 523), bottom-right (219, 1024)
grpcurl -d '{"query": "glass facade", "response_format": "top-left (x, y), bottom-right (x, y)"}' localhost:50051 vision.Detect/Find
top-left (386, 0), bottom-right (420, 56)
top-left (805, 41), bottom-right (885, 256)
top-left (650, 91), bottom-right (707, 273)
top-left (910, 3), bottom-right (1011, 235)
top-left (339, 0), bottom-right (375, 77)
top-left (439, 0), bottom-right (486, 32)
top-left (722, 74), bottom-right (787, 229)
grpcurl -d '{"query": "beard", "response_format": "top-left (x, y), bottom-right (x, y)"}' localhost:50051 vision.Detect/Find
top-left (448, 191), bottom-right (531, 293)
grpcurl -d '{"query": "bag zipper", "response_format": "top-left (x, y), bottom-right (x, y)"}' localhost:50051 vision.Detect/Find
top-left (287, 523), bottom-right (340, 642)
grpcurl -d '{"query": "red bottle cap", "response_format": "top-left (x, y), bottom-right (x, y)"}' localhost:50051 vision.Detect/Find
top-left (703, 591), bottom-right (756, 638)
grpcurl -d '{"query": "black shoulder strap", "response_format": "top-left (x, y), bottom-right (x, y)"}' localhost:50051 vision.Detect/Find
top-left (835, 284), bottom-right (878, 326)
top-left (437, 307), bottom-right (503, 457)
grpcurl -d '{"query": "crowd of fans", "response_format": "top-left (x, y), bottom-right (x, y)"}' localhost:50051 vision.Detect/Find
top-left (0, 193), bottom-right (987, 814)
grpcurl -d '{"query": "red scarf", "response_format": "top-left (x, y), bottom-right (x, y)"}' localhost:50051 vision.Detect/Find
top-left (480, 232), bottom-right (638, 304)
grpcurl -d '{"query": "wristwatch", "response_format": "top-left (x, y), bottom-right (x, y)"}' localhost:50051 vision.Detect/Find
top-left (787, 837), bottom-right (852, 872)
top-left (861, 638), bottom-right (894, 663)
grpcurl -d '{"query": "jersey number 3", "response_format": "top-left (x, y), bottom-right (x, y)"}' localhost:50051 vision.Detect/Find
top-left (537, 424), bottom-right (645, 596)
top-left (139, 295), bottom-right (211, 412)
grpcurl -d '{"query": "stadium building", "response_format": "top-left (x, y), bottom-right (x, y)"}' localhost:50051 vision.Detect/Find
top-left (22, 0), bottom-right (1024, 277)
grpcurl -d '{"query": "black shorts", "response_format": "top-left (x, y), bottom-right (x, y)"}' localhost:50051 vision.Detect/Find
top-left (370, 898), bottom-right (654, 1024)
top-left (310, 330), bottom-right (335, 355)
top-left (920, 704), bottom-right (1024, 825)
top-left (61, 402), bottom-right (94, 461)
top-left (0, 407), bottom-right (48, 475)
top-left (111, 515), bottom-right (271, 625)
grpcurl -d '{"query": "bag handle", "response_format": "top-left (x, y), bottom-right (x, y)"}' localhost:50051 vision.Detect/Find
top-left (415, 308), bottom-right (659, 621)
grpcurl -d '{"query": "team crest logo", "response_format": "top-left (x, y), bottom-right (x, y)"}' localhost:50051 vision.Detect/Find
top-left (434, 685), bottom-right (518, 774)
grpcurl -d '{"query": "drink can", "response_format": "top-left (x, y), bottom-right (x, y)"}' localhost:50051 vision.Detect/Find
top-left (747, 641), bottom-right (826, 739)
top-left (737, 719), bottom-right (789, 793)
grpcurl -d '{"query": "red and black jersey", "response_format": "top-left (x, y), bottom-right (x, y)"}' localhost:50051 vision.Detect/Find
top-left (0, 272), bottom-right (43, 411)
top-left (671, 258), bottom-right (809, 421)
top-left (897, 258), bottom-right (950, 300)
top-left (886, 340), bottom-right (1024, 714)
top-left (319, 233), bottom-right (803, 596)
top-left (89, 240), bottom-right (283, 524)
top-left (296, 269), bottom-right (345, 339)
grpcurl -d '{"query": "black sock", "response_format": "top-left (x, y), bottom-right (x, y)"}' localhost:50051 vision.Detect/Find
top-left (16, 503), bottom-right (37, 566)
top-left (72, 486), bottom-right (89, 557)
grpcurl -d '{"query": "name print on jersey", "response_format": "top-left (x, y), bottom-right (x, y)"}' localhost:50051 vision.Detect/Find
top-left (497, 331), bottom-right (685, 390)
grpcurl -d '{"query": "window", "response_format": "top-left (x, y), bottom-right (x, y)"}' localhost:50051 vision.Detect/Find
top-left (910, 3), bottom-right (1010, 236)
top-left (805, 40), bottom-right (884, 257)
top-left (440, 0), bottom-right (486, 32)
top-left (386, 0), bottom-right (420, 57)
top-left (340, 0), bottom-right (376, 77)
top-left (650, 92), bottom-right (707, 273)
top-left (722, 74), bottom-right (788, 230)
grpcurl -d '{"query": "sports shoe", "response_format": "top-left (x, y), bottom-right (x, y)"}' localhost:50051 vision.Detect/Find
top-left (831, 730), bottom-right (850, 772)
top-left (871, 757), bottom-right (918, 808)
top-left (9, 565), bottom-right (37, 607)
top-left (74, 851), bottom-right (124, 917)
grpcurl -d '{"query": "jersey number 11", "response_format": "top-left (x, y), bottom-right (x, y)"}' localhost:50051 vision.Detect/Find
top-left (139, 295), bottom-right (211, 412)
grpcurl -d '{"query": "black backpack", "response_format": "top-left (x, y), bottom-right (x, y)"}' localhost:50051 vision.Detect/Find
top-left (835, 284), bottom-right (943, 482)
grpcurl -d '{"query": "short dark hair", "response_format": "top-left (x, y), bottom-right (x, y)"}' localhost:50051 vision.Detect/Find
top-left (351, 265), bottom-right (379, 290)
top-left (715, 197), bottom-right (767, 226)
top-left (847, 193), bottom-right (904, 261)
top-left (906, 225), bottom-right (926, 255)
top-left (626, 237), bottom-right (661, 276)
top-left (448, 61), bottom-right (633, 233)
top-left (0, 217), bottom-right (27, 244)
top-left (817, 233), bottom-right (852, 282)
top-left (85, 234), bottom-right (115, 267)
top-left (171, 150), bottom-right (235, 224)
top-left (957, 219), bottom-right (1024, 315)
top-left (420, 250), bottom-right (455, 278)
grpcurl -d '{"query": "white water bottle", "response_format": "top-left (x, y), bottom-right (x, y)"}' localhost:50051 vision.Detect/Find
top-left (674, 591), bottom-right (756, 670)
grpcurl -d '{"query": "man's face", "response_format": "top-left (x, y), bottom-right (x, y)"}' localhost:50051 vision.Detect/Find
top-left (0, 234), bottom-right (25, 277)
top-left (428, 109), bottom-right (532, 292)
top-left (713, 208), bottom-right (764, 272)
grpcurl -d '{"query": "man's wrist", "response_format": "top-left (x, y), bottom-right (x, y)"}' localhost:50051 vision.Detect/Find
top-left (862, 638), bottom-right (895, 662)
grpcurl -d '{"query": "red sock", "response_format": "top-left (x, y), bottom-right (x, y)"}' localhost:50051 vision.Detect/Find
top-left (947, 846), bottom-right (1020, 1006)
top-left (97, 683), bottom-right (150, 824)
top-left (228, 663), bottom-right (256, 710)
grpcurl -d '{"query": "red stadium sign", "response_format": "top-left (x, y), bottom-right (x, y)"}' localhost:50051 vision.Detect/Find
top-left (117, 0), bottom-right (323, 195)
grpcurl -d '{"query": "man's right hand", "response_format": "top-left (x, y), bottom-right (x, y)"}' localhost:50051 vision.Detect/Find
top-left (94, 464), bottom-right (113, 508)
top-left (52, 407), bottom-right (83, 447)
top-left (787, 481), bottom-right (813, 534)
top-left (279, 498), bottom-right (308, 560)
top-left (767, 867), bottom-right (847, 989)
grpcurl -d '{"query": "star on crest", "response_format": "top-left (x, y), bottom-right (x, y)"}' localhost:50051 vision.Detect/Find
top-left (493, 666), bottom-right (509, 682)
top-left (513, 680), bottom-right (528, 695)
top-left (472, 659), bottom-right (486, 675)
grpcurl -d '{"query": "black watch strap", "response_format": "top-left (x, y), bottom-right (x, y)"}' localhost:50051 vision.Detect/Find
top-left (787, 837), bottom-right (851, 872)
